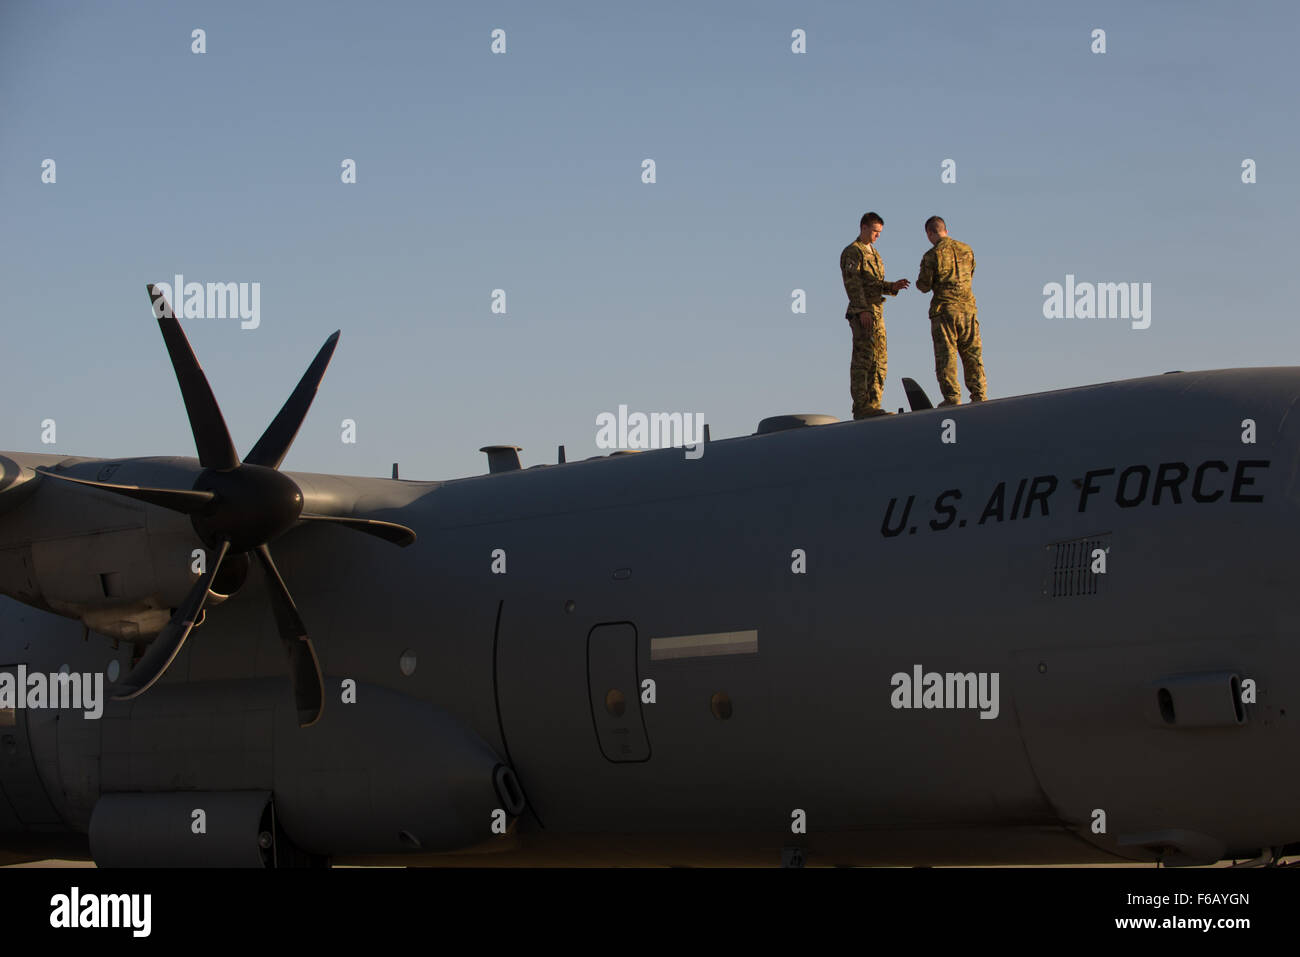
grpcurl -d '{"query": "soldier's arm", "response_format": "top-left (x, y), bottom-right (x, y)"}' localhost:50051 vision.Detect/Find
top-left (841, 248), bottom-right (875, 311)
top-left (915, 250), bottom-right (935, 293)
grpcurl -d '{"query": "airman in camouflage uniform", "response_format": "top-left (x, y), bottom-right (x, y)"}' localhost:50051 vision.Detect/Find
top-left (841, 212), bottom-right (909, 419)
top-left (915, 216), bottom-right (987, 406)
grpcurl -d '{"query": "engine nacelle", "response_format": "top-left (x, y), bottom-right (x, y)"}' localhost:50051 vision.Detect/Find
top-left (0, 460), bottom-right (209, 640)
top-left (76, 679), bottom-right (522, 863)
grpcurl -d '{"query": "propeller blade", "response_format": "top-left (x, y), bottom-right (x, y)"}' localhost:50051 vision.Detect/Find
top-left (253, 544), bottom-right (324, 728)
top-left (147, 284), bottom-right (241, 471)
top-left (298, 512), bottom-right (417, 547)
top-left (112, 538), bottom-right (230, 700)
top-left (244, 331), bottom-right (341, 469)
top-left (36, 468), bottom-right (216, 514)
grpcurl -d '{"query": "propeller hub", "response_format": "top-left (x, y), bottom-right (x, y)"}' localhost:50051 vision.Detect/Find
top-left (192, 464), bottom-right (304, 552)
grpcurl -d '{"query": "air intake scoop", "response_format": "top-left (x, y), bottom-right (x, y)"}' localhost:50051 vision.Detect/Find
top-left (755, 414), bottom-right (838, 435)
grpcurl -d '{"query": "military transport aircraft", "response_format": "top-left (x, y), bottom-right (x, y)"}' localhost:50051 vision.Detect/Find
top-left (0, 286), bottom-right (1296, 866)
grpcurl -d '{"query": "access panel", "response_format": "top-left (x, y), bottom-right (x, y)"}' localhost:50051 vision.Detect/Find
top-left (587, 623), bottom-right (650, 762)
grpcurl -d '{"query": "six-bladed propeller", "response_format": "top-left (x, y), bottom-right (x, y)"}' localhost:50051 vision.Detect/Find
top-left (38, 285), bottom-right (416, 727)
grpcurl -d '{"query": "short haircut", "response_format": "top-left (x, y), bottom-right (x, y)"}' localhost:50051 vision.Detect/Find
top-left (860, 212), bottom-right (884, 228)
top-left (924, 216), bottom-right (946, 233)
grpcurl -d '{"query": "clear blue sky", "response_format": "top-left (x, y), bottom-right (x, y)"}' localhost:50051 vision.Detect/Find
top-left (3, 0), bottom-right (1297, 479)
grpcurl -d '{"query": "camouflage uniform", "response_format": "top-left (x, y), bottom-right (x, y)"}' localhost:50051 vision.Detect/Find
top-left (840, 239), bottom-right (898, 418)
top-left (916, 237), bottom-right (987, 404)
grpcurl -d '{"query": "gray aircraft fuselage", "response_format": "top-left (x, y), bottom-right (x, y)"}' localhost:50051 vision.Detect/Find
top-left (1, 367), bottom-right (1296, 866)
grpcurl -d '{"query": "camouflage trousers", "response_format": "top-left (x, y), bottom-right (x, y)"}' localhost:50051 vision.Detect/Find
top-left (930, 306), bottom-right (986, 403)
top-left (847, 308), bottom-right (887, 418)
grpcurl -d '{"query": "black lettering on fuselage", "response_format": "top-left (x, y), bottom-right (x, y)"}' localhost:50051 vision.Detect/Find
top-left (1231, 459), bottom-right (1269, 503)
top-left (1116, 465), bottom-right (1150, 508)
top-left (883, 458), bottom-right (1265, 543)
top-left (1192, 461), bottom-right (1228, 502)
top-left (1152, 461), bottom-right (1188, 504)
top-left (979, 483), bottom-right (1006, 524)
top-left (1008, 478), bottom-right (1027, 521)
top-left (882, 496), bottom-right (915, 537)
top-left (1078, 468), bottom-right (1115, 512)
top-left (930, 489), bottom-right (962, 531)
top-left (1023, 475), bottom-right (1057, 518)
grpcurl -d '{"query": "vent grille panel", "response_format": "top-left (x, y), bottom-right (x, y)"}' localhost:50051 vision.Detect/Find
top-left (1044, 534), bottom-right (1111, 598)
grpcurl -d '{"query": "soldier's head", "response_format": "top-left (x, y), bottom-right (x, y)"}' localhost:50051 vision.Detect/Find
top-left (924, 216), bottom-right (948, 244)
top-left (859, 212), bottom-right (884, 244)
